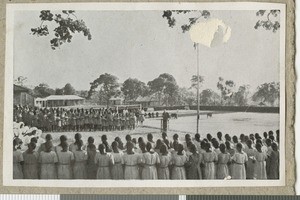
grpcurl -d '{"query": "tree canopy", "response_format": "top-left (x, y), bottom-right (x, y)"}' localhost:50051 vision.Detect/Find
top-left (31, 10), bottom-right (92, 50)
top-left (121, 78), bottom-right (148, 101)
top-left (252, 82), bottom-right (279, 106)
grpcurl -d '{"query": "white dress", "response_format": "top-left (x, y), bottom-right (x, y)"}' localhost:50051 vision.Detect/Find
top-left (122, 153), bottom-right (141, 179)
top-left (57, 150), bottom-right (74, 179)
top-left (39, 151), bottom-right (58, 179)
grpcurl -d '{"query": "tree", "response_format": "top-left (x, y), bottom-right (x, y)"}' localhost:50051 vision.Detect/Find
top-left (217, 77), bottom-right (235, 105)
top-left (121, 78), bottom-right (148, 101)
top-left (254, 10), bottom-right (280, 32)
top-left (14, 76), bottom-right (27, 86)
top-left (31, 10), bottom-right (92, 50)
top-left (87, 73), bottom-right (120, 106)
top-left (232, 85), bottom-right (250, 106)
top-left (33, 83), bottom-right (55, 98)
top-left (177, 87), bottom-right (196, 106)
top-left (200, 89), bottom-right (220, 106)
top-left (63, 83), bottom-right (76, 95)
top-left (190, 75), bottom-right (204, 89)
top-left (148, 73), bottom-right (179, 106)
top-left (55, 88), bottom-right (64, 95)
top-left (162, 10), bottom-right (210, 33)
top-left (252, 82), bottom-right (279, 106)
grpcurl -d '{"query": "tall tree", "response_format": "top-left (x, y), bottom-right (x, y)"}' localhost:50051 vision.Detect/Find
top-left (148, 73), bottom-right (179, 106)
top-left (200, 89), bottom-right (220, 106)
top-left (63, 83), bottom-right (76, 95)
top-left (252, 82), bottom-right (279, 106)
top-left (217, 77), bottom-right (235, 105)
top-left (232, 85), bottom-right (250, 106)
top-left (55, 88), bottom-right (64, 95)
top-left (177, 87), bottom-right (196, 106)
top-left (33, 83), bottom-right (55, 98)
top-left (31, 10), bottom-right (92, 50)
top-left (121, 78), bottom-right (148, 101)
top-left (190, 75), bottom-right (205, 89)
top-left (87, 73), bottom-right (120, 106)
top-left (14, 76), bottom-right (27, 86)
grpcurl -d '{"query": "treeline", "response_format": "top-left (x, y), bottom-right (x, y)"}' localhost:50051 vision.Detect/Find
top-left (15, 74), bottom-right (280, 107)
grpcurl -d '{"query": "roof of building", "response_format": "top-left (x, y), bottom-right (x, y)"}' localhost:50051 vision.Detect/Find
top-left (109, 97), bottom-right (124, 101)
top-left (135, 95), bottom-right (159, 102)
top-left (44, 95), bottom-right (84, 101)
top-left (14, 84), bottom-right (31, 93)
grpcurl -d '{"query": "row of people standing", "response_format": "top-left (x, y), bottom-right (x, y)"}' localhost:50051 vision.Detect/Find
top-left (13, 105), bottom-right (146, 132)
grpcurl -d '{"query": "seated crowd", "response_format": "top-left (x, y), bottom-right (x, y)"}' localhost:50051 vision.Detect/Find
top-left (13, 129), bottom-right (280, 180)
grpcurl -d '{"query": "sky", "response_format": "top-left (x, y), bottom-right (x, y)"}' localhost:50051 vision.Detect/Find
top-left (13, 9), bottom-right (280, 93)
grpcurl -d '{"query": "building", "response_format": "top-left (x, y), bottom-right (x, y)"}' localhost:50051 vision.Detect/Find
top-left (129, 95), bottom-right (160, 108)
top-left (109, 97), bottom-right (124, 106)
top-left (35, 95), bottom-right (85, 108)
top-left (13, 84), bottom-right (34, 106)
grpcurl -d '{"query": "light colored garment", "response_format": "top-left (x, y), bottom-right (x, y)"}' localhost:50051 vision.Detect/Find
top-left (39, 151), bottom-right (58, 179)
top-left (158, 154), bottom-right (171, 179)
top-left (57, 150), bottom-right (74, 179)
top-left (254, 151), bottom-right (267, 179)
top-left (203, 151), bottom-right (218, 179)
top-left (122, 153), bottom-right (141, 179)
top-left (111, 152), bottom-right (124, 179)
top-left (231, 152), bottom-right (248, 179)
top-left (69, 143), bottom-right (79, 153)
top-left (186, 153), bottom-right (203, 179)
top-left (95, 152), bottom-right (114, 179)
top-left (13, 150), bottom-right (24, 179)
top-left (22, 150), bottom-right (39, 179)
top-left (217, 153), bottom-right (230, 179)
top-left (171, 154), bottom-right (188, 180)
top-left (141, 152), bottom-right (160, 180)
top-left (73, 150), bottom-right (88, 179)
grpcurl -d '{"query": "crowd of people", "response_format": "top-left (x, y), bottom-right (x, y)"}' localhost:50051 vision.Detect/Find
top-left (13, 129), bottom-right (280, 180)
top-left (13, 105), bottom-right (148, 132)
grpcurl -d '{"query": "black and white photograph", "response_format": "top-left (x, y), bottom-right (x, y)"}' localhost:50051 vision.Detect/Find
top-left (4, 2), bottom-right (285, 187)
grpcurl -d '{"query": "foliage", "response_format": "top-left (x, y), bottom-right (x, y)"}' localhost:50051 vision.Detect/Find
top-left (254, 10), bottom-right (280, 32)
top-left (252, 82), bottom-right (279, 106)
top-left (190, 75), bottom-right (205, 89)
top-left (33, 83), bottom-right (55, 98)
top-left (177, 87), bottom-right (197, 106)
top-left (63, 83), bottom-right (76, 95)
top-left (217, 77), bottom-right (235, 105)
top-left (14, 76), bottom-right (27, 86)
top-left (55, 88), bottom-right (64, 95)
top-left (87, 73), bottom-right (120, 106)
top-left (200, 89), bottom-right (220, 106)
top-left (232, 85), bottom-right (250, 106)
top-left (121, 78), bottom-right (148, 101)
top-left (162, 10), bottom-right (210, 33)
top-left (31, 10), bottom-right (92, 50)
top-left (148, 73), bottom-right (179, 106)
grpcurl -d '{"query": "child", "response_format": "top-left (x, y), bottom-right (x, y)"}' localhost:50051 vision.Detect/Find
top-left (141, 142), bottom-right (160, 179)
top-left (39, 141), bottom-right (58, 179)
top-left (186, 144), bottom-right (203, 179)
top-left (95, 144), bottom-right (114, 179)
top-left (268, 142), bottom-right (279, 179)
top-left (86, 137), bottom-right (98, 179)
top-left (57, 141), bottom-right (74, 179)
top-left (73, 140), bottom-right (88, 179)
top-left (158, 144), bottom-right (171, 179)
top-left (244, 139), bottom-right (256, 179)
top-left (55, 135), bottom-right (67, 153)
top-left (171, 144), bottom-right (187, 180)
top-left (69, 133), bottom-right (82, 153)
top-left (22, 142), bottom-right (39, 179)
top-left (203, 143), bottom-right (218, 179)
top-left (216, 143), bottom-right (230, 179)
top-left (13, 139), bottom-right (24, 179)
top-left (254, 143), bottom-right (267, 179)
top-left (122, 142), bottom-right (141, 179)
top-left (111, 141), bottom-right (124, 179)
top-left (231, 143), bottom-right (248, 179)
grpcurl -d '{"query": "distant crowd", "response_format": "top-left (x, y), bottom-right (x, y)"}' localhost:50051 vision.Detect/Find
top-left (13, 129), bottom-right (280, 180)
top-left (13, 105), bottom-right (151, 132)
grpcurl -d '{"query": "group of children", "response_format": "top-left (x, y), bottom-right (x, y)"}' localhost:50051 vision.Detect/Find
top-left (13, 105), bottom-right (146, 133)
top-left (13, 129), bottom-right (280, 180)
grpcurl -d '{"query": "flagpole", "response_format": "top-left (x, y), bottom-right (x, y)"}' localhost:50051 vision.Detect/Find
top-left (196, 43), bottom-right (200, 135)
